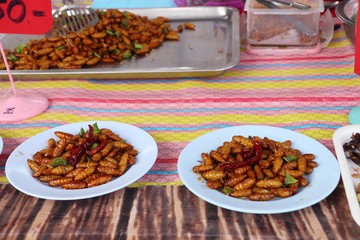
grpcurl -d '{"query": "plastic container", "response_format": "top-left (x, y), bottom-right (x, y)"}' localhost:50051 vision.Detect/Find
top-left (244, 0), bottom-right (325, 46)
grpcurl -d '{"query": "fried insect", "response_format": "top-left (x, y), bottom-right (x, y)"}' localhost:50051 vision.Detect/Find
top-left (87, 175), bottom-right (113, 188)
top-left (27, 123), bottom-right (138, 190)
top-left (1, 10), bottom-right (196, 71)
top-left (193, 135), bottom-right (318, 201)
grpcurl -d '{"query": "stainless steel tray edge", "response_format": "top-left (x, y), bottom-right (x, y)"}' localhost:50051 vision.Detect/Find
top-left (0, 7), bottom-right (240, 80)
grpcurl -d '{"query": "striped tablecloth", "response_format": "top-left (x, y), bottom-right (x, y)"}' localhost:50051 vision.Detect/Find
top-left (0, 25), bottom-right (359, 187)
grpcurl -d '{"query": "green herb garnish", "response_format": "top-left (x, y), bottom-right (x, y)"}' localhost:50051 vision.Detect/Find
top-left (7, 54), bottom-right (18, 62)
top-left (122, 50), bottom-right (132, 59)
top-left (284, 171), bottom-right (298, 186)
top-left (15, 44), bottom-right (26, 54)
top-left (121, 19), bottom-right (129, 28)
top-left (113, 49), bottom-right (121, 55)
top-left (134, 42), bottom-right (143, 50)
top-left (53, 158), bottom-right (69, 167)
top-left (283, 155), bottom-right (298, 162)
top-left (92, 122), bottom-right (100, 134)
top-left (222, 187), bottom-right (235, 196)
top-left (106, 29), bottom-right (119, 37)
top-left (93, 52), bottom-right (101, 58)
top-left (79, 127), bottom-right (85, 137)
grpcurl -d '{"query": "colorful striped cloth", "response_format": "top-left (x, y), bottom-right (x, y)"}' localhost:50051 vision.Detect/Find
top-left (0, 25), bottom-right (359, 187)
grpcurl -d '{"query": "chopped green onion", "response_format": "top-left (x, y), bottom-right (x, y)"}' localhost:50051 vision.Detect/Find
top-left (121, 19), bottom-right (129, 28)
top-left (53, 158), bottom-right (69, 167)
top-left (122, 50), bottom-right (132, 59)
top-left (222, 187), bottom-right (235, 196)
top-left (15, 44), bottom-right (26, 53)
top-left (90, 143), bottom-right (99, 150)
top-left (106, 30), bottom-right (119, 37)
top-left (92, 122), bottom-right (100, 134)
top-left (283, 155), bottom-right (298, 162)
top-left (113, 49), bottom-right (121, 55)
top-left (93, 52), bottom-right (101, 58)
top-left (7, 54), bottom-right (18, 62)
top-left (163, 26), bottom-right (169, 34)
top-left (284, 171), bottom-right (298, 186)
top-left (134, 42), bottom-right (143, 50)
top-left (79, 127), bottom-right (85, 137)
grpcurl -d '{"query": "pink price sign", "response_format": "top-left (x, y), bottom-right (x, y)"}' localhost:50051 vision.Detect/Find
top-left (0, 0), bottom-right (52, 34)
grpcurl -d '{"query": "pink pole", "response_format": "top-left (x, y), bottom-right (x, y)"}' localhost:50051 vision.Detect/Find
top-left (0, 40), bottom-right (17, 95)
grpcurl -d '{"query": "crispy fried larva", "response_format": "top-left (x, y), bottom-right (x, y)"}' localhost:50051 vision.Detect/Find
top-left (99, 160), bottom-right (118, 169)
top-left (281, 161), bottom-right (297, 170)
top-left (39, 175), bottom-right (62, 182)
top-left (74, 167), bottom-right (96, 181)
top-left (234, 165), bottom-right (252, 175)
top-left (51, 165), bottom-right (74, 175)
top-left (201, 153), bottom-right (213, 165)
top-left (49, 177), bottom-right (74, 186)
top-left (279, 169), bottom-right (304, 178)
top-left (273, 188), bottom-right (294, 198)
top-left (76, 162), bottom-right (99, 168)
top-left (272, 157), bottom-right (283, 174)
top-left (33, 165), bottom-right (47, 177)
top-left (297, 156), bottom-right (307, 172)
top-left (206, 180), bottom-right (223, 189)
top-left (65, 168), bottom-right (85, 178)
top-left (253, 164), bottom-right (264, 180)
top-left (184, 22), bottom-right (196, 30)
top-left (48, 138), bottom-right (56, 148)
top-left (263, 168), bottom-right (275, 179)
top-left (101, 143), bottom-right (113, 156)
top-left (234, 178), bottom-right (256, 191)
top-left (210, 150), bottom-right (226, 163)
top-left (224, 173), bottom-right (247, 187)
top-left (87, 175), bottom-right (113, 188)
top-left (201, 169), bottom-right (226, 181)
top-left (61, 181), bottom-right (87, 189)
top-left (255, 179), bottom-right (282, 189)
top-left (231, 189), bottom-right (253, 198)
top-left (54, 131), bottom-right (74, 140)
top-left (299, 176), bottom-right (308, 187)
top-left (303, 154), bottom-right (316, 161)
top-left (27, 159), bottom-right (40, 172)
top-left (118, 152), bottom-right (129, 173)
top-left (52, 139), bottom-right (67, 158)
top-left (248, 193), bottom-right (276, 201)
top-left (192, 164), bottom-right (215, 173)
top-left (97, 166), bottom-right (123, 176)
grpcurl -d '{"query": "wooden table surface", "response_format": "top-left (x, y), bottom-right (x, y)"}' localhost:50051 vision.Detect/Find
top-left (1, 15), bottom-right (360, 239)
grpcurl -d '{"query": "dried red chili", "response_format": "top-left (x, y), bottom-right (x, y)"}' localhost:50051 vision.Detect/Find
top-left (69, 125), bottom-right (97, 166)
top-left (220, 140), bottom-right (262, 171)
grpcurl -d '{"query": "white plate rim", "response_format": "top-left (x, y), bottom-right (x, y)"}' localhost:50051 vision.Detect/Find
top-left (5, 121), bottom-right (158, 200)
top-left (333, 124), bottom-right (360, 226)
top-left (0, 135), bottom-right (3, 155)
top-left (178, 125), bottom-right (340, 214)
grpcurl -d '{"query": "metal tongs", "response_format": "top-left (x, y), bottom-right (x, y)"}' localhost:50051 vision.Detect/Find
top-left (269, 0), bottom-right (311, 10)
top-left (47, 5), bottom-right (99, 37)
top-left (256, 0), bottom-right (316, 37)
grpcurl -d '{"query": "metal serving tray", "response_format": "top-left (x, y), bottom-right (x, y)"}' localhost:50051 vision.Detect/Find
top-left (0, 7), bottom-right (240, 80)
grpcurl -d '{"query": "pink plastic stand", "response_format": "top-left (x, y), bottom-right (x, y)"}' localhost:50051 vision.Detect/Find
top-left (350, 5), bottom-right (360, 124)
top-left (0, 93), bottom-right (49, 122)
top-left (0, 41), bottom-right (48, 122)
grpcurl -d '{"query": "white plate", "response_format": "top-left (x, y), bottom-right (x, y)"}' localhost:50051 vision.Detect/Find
top-left (0, 135), bottom-right (3, 155)
top-left (333, 125), bottom-right (360, 226)
top-left (178, 125), bottom-right (340, 214)
top-left (5, 121), bottom-right (158, 200)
